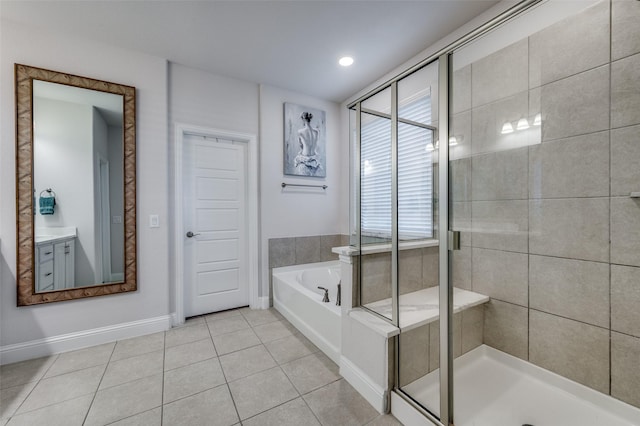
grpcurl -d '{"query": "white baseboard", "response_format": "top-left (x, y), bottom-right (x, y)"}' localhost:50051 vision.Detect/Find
top-left (170, 312), bottom-right (180, 327)
top-left (0, 315), bottom-right (172, 365)
top-left (258, 296), bottom-right (270, 309)
top-left (340, 356), bottom-right (387, 414)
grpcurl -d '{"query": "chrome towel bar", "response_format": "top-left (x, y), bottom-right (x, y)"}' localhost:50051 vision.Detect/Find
top-left (281, 182), bottom-right (327, 190)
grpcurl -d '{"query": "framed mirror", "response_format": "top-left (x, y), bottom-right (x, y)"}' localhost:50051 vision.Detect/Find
top-left (15, 64), bottom-right (137, 306)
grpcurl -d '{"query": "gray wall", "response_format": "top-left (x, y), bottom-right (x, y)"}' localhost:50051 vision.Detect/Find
top-left (1, 19), bottom-right (170, 348)
top-left (449, 0), bottom-right (640, 408)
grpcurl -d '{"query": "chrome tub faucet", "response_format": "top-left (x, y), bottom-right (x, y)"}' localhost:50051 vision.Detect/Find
top-left (317, 286), bottom-right (330, 303)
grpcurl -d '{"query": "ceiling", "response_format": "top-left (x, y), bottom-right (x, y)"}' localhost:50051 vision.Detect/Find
top-left (1, 1), bottom-right (500, 103)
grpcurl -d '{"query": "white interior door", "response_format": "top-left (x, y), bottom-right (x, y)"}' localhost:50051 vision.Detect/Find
top-left (183, 134), bottom-right (249, 317)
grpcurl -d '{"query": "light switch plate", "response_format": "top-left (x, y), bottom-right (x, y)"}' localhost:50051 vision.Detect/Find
top-left (149, 214), bottom-right (159, 228)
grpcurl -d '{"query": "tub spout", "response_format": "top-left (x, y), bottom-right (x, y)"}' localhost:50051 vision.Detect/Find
top-left (336, 281), bottom-right (341, 306)
top-left (317, 286), bottom-right (330, 303)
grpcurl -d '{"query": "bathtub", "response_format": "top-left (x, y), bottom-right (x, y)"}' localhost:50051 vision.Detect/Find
top-left (272, 261), bottom-right (342, 364)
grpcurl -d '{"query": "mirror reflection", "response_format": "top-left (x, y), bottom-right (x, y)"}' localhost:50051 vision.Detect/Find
top-left (33, 80), bottom-right (125, 292)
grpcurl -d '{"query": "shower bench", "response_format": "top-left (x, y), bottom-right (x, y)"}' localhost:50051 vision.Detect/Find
top-left (332, 245), bottom-right (490, 413)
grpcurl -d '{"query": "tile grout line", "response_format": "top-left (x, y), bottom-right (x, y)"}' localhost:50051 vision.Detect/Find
top-left (237, 310), bottom-right (303, 423)
top-left (160, 330), bottom-right (166, 426)
top-left (7, 363), bottom-right (117, 422)
top-left (527, 307), bottom-right (611, 331)
top-left (608, 0), bottom-right (614, 398)
top-left (8, 348), bottom-right (120, 422)
top-left (4, 354), bottom-right (60, 421)
top-left (527, 33), bottom-right (531, 362)
top-left (81, 342), bottom-right (117, 425)
top-left (102, 406), bottom-right (159, 426)
top-left (205, 314), bottom-right (242, 424)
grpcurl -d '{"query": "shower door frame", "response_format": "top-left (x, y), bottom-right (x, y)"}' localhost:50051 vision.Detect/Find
top-left (351, 54), bottom-right (451, 426)
top-left (348, 1), bottom-right (543, 424)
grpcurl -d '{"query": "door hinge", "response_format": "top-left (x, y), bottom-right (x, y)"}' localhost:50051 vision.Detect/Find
top-left (448, 230), bottom-right (460, 251)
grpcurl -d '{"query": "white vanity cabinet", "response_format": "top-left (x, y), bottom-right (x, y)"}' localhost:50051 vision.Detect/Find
top-left (35, 236), bottom-right (75, 292)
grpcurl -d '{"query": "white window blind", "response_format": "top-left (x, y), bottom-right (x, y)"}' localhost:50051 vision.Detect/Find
top-left (360, 96), bottom-right (433, 240)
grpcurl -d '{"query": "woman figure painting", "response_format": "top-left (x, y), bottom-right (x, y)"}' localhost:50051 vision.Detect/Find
top-left (294, 112), bottom-right (323, 176)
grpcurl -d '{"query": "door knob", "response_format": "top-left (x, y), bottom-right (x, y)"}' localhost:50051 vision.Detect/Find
top-left (186, 231), bottom-right (200, 238)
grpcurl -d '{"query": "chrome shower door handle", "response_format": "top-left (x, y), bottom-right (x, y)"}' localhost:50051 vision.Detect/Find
top-left (186, 231), bottom-right (201, 238)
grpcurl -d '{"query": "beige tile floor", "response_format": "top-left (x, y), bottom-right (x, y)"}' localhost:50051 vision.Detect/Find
top-left (0, 308), bottom-right (403, 426)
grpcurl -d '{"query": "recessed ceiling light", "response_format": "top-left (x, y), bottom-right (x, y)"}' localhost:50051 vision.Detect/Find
top-left (339, 56), bottom-right (354, 67)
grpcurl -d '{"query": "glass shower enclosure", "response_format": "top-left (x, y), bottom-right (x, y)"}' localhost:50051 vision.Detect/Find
top-left (350, 0), bottom-right (640, 425)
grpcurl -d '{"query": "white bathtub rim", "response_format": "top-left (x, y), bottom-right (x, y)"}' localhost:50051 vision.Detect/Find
top-left (273, 261), bottom-right (342, 316)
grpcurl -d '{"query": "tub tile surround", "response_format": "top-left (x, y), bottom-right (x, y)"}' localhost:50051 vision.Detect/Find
top-left (268, 234), bottom-right (349, 304)
top-left (269, 234), bottom-right (350, 269)
top-left (0, 308), bottom-right (397, 426)
top-left (445, 0), bottom-right (640, 409)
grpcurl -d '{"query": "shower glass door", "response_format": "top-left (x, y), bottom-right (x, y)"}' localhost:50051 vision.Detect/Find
top-left (395, 60), bottom-right (442, 420)
top-left (355, 59), bottom-right (444, 421)
top-left (359, 87), bottom-right (393, 321)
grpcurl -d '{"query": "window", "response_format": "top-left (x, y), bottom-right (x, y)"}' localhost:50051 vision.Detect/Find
top-left (360, 95), bottom-right (434, 240)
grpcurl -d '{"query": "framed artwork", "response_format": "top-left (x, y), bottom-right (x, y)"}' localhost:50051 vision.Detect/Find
top-left (283, 102), bottom-right (326, 177)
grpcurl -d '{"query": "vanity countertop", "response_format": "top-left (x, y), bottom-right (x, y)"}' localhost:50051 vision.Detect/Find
top-left (35, 227), bottom-right (77, 245)
top-left (35, 234), bottom-right (76, 245)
